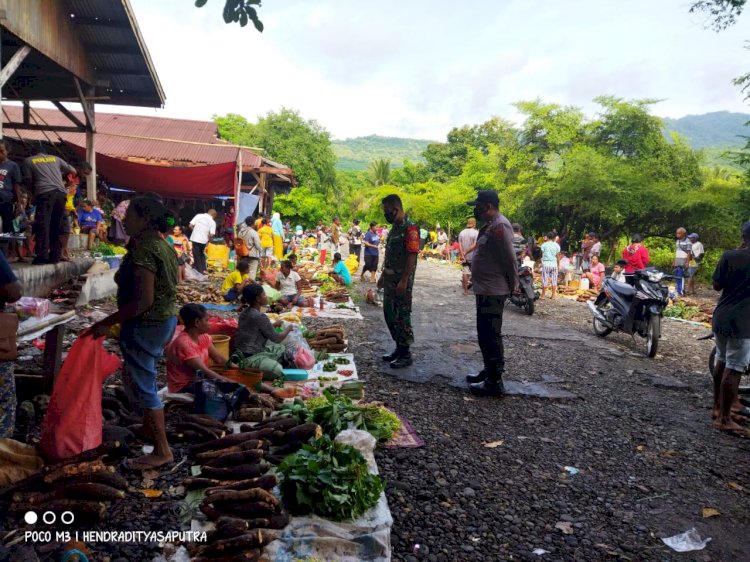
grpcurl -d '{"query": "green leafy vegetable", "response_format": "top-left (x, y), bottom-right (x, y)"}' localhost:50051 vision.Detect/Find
top-left (278, 436), bottom-right (383, 521)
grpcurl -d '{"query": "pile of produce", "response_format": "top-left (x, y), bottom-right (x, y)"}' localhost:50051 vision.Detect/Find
top-left (306, 325), bottom-right (346, 352)
top-left (177, 284), bottom-right (225, 305)
top-left (92, 242), bottom-right (127, 256)
top-left (279, 391), bottom-right (401, 442)
top-left (322, 288), bottom-right (349, 302)
top-left (557, 286), bottom-right (600, 301)
top-left (6, 447), bottom-right (129, 526)
top-left (277, 436), bottom-right (384, 521)
top-left (664, 298), bottom-right (713, 323)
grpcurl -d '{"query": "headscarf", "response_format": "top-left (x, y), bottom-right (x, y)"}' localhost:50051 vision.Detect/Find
top-left (271, 212), bottom-right (284, 236)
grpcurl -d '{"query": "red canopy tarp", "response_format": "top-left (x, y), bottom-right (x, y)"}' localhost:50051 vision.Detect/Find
top-left (67, 143), bottom-right (237, 198)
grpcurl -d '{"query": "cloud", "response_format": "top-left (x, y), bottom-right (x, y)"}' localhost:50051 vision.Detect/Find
top-left (111, 0), bottom-right (750, 140)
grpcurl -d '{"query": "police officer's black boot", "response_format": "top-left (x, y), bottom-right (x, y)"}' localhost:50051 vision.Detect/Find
top-left (469, 371), bottom-right (505, 397)
top-left (389, 347), bottom-right (413, 368)
top-left (382, 348), bottom-right (402, 362)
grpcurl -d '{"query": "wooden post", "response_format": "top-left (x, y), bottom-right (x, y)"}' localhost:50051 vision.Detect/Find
top-left (76, 79), bottom-right (97, 202)
top-left (43, 325), bottom-right (65, 394)
top-left (235, 149), bottom-right (242, 226)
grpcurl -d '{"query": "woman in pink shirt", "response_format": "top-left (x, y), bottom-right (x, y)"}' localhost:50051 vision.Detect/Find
top-left (622, 234), bottom-right (649, 273)
top-left (166, 304), bottom-right (232, 393)
top-left (586, 255), bottom-right (606, 289)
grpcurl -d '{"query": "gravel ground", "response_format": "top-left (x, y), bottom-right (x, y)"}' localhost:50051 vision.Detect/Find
top-left (346, 260), bottom-right (749, 562)
top-left (2, 263), bottom-right (747, 561)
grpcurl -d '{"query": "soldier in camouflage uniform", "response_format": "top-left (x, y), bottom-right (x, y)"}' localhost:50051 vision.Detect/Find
top-left (378, 194), bottom-right (419, 368)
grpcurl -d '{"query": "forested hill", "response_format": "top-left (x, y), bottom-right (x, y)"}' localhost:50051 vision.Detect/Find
top-left (334, 112), bottom-right (750, 171)
top-left (332, 135), bottom-right (433, 171)
top-left (662, 111), bottom-right (749, 148)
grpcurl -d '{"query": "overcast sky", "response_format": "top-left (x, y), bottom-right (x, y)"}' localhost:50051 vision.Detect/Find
top-left (116, 0), bottom-right (750, 140)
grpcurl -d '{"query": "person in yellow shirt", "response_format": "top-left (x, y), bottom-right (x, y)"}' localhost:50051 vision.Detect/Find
top-left (258, 219), bottom-right (274, 269)
top-left (222, 260), bottom-right (251, 301)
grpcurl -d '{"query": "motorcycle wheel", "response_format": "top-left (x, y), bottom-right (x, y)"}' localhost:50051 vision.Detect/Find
top-left (646, 314), bottom-right (660, 358)
top-left (524, 298), bottom-right (534, 316)
top-left (592, 300), bottom-right (613, 337)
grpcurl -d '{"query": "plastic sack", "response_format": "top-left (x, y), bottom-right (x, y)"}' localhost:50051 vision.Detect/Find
top-left (261, 269), bottom-right (278, 285)
top-left (345, 256), bottom-right (359, 275)
top-left (40, 335), bottom-right (122, 460)
top-left (293, 347), bottom-right (315, 370)
top-left (184, 264), bottom-right (207, 282)
top-left (207, 317), bottom-right (238, 337)
top-left (262, 284), bottom-right (281, 303)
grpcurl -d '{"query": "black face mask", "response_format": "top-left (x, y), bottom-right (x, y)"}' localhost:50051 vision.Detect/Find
top-left (384, 209), bottom-right (398, 224)
top-left (473, 207), bottom-right (484, 221)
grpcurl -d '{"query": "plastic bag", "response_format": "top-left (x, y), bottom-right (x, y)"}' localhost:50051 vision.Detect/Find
top-left (661, 528), bottom-right (712, 552)
top-left (262, 284), bottom-right (281, 303)
top-left (293, 347), bottom-right (315, 370)
top-left (207, 317), bottom-right (238, 337)
top-left (40, 335), bottom-right (122, 460)
top-left (261, 269), bottom-right (278, 285)
top-left (184, 264), bottom-right (207, 282)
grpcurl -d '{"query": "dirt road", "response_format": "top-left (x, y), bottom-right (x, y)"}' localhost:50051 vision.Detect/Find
top-left (348, 260), bottom-right (749, 562)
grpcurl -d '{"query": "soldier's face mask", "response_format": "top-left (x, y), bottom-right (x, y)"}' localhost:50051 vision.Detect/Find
top-left (384, 207), bottom-right (398, 224)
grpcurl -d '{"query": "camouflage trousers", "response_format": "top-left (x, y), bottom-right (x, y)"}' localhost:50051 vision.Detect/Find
top-left (0, 362), bottom-right (16, 438)
top-left (383, 288), bottom-right (414, 349)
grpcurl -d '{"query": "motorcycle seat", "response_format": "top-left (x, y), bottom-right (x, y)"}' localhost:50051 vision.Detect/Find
top-left (606, 279), bottom-right (636, 297)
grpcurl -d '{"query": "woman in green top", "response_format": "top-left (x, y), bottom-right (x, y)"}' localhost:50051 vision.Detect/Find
top-left (91, 194), bottom-right (178, 471)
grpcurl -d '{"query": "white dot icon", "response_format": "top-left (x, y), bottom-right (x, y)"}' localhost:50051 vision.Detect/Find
top-left (24, 511), bottom-right (37, 525)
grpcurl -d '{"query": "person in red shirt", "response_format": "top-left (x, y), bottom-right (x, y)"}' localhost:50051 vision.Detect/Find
top-left (165, 304), bottom-right (232, 393)
top-left (166, 303), bottom-right (290, 398)
top-left (622, 233), bottom-right (649, 274)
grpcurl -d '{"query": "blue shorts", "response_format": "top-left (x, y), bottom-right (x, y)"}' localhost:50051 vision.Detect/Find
top-left (224, 288), bottom-right (240, 302)
top-left (284, 294), bottom-right (306, 307)
top-left (714, 334), bottom-right (750, 373)
top-left (119, 316), bottom-right (178, 411)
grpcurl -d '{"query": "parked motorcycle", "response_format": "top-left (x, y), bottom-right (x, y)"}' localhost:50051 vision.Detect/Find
top-left (509, 263), bottom-right (538, 315)
top-left (587, 267), bottom-right (670, 357)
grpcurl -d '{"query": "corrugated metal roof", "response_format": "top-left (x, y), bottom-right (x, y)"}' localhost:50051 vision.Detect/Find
top-left (2, 105), bottom-right (268, 170)
top-left (0, 0), bottom-right (164, 108)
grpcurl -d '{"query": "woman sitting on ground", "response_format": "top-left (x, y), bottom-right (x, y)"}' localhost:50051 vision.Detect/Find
top-left (585, 255), bottom-right (606, 290)
top-left (276, 259), bottom-right (307, 306)
top-left (331, 252), bottom-right (352, 286)
top-left (235, 284), bottom-right (294, 376)
top-left (166, 304), bottom-right (233, 393)
top-left (166, 303), bottom-right (287, 397)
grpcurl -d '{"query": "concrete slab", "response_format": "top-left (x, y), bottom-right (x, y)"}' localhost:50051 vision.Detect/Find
top-left (76, 268), bottom-right (118, 306)
top-left (504, 380), bottom-right (579, 400)
top-left (11, 258), bottom-right (95, 297)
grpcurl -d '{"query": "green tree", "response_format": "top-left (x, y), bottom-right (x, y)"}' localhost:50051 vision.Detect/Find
top-left (689, 0), bottom-right (746, 30)
top-left (194, 0), bottom-right (264, 31)
top-left (216, 108), bottom-right (337, 198)
top-left (368, 158), bottom-right (392, 186)
top-left (390, 159), bottom-right (430, 185)
top-left (271, 185), bottom-right (329, 228)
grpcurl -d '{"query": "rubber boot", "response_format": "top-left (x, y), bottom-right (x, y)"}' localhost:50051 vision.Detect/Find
top-left (382, 348), bottom-right (403, 362)
top-left (466, 370), bottom-right (487, 384)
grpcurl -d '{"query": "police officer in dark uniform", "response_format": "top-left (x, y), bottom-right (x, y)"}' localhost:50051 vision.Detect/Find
top-left (378, 194), bottom-right (419, 368)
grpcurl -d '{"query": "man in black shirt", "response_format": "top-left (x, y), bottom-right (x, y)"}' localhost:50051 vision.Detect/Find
top-left (0, 142), bottom-right (21, 234)
top-left (711, 220), bottom-right (750, 437)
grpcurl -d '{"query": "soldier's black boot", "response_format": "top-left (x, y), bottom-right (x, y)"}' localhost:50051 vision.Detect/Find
top-left (382, 348), bottom-right (402, 362)
top-left (390, 347), bottom-right (413, 368)
top-left (466, 370), bottom-right (487, 384)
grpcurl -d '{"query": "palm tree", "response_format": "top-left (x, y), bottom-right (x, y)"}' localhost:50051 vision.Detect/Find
top-left (368, 158), bottom-right (391, 186)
